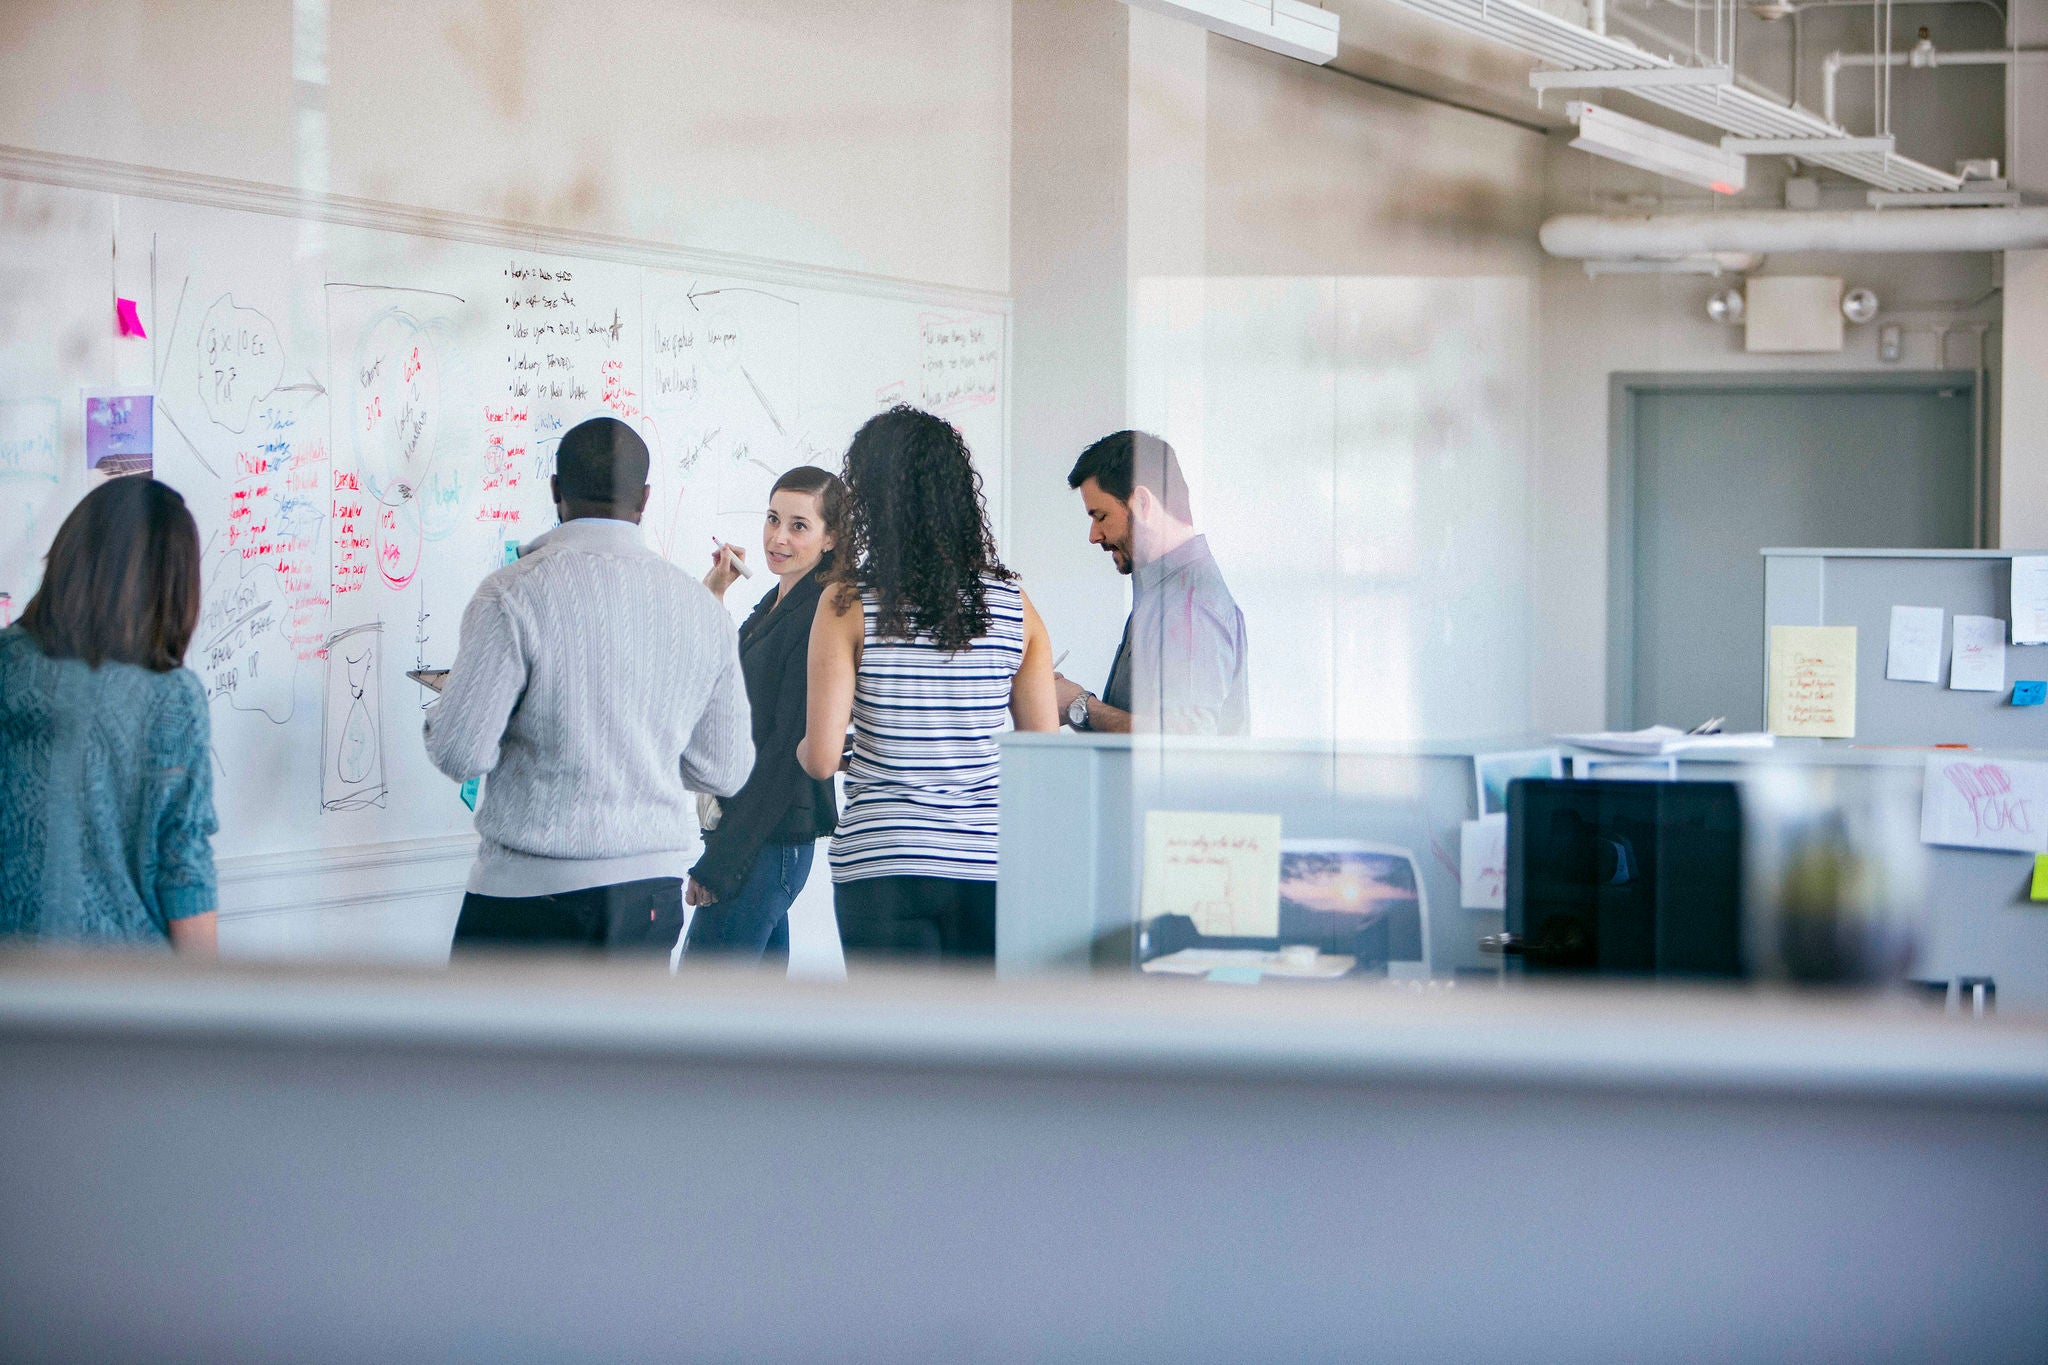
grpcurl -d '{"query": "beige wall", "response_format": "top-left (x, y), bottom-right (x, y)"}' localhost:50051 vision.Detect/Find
top-left (2002, 250), bottom-right (2048, 550)
top-left (1200, 40), bottom-right (1542, 280)
top-left (1008, 0), bottom-right (1133, 679)
top-left (0, 0), bottom-right (1012, 293)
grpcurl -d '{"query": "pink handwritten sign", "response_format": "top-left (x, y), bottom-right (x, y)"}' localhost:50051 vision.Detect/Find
top-left (1920, 754), bottom-right (2048, 852)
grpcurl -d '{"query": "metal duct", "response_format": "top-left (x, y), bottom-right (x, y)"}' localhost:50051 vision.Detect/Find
top-left (1540, 208), bottom-right (2048, 259)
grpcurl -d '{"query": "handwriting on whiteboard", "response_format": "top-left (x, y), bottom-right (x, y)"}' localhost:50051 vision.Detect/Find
top-left (918, 314), bottom-right (1000, 414)
top-left (0, 397), bottom-right (60, 482)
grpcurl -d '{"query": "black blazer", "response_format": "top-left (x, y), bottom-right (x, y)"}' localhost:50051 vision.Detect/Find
top-left (689, 568), bottom-right (838, 899)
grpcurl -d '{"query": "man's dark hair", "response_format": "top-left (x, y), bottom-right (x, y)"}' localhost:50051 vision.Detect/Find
top-left (554, 417), bottom-right (650, 508)
top-left (21, 476), bottom-right (202, 672)
top-left (1066, 430), bottom-right (1192, 524)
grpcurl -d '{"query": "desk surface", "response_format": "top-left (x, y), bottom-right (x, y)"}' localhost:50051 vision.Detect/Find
top-left (1002, 731), bottom-right (2048, 766)
top-left (2, 953), bottom-right (2042, 1105)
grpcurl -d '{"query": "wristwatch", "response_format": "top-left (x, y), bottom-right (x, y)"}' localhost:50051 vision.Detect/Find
top-left (1067, 692), bottom-right (1093, 730)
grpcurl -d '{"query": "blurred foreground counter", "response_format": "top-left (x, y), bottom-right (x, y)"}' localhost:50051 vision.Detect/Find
top-left (2, 953), bottom-right (2045, 1363)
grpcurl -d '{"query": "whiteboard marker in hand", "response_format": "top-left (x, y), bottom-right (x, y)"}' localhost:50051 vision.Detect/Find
top-left (712, 537), bottom-right (754, 578)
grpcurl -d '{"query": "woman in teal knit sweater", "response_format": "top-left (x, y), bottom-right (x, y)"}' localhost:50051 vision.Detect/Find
top-left (0, 477), bottom-right (218, 950)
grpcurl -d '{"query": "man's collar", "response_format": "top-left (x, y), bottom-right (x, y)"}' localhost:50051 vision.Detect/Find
top-left (1133, 533), bottom-right (1210, 590)
top-left (528, 517), bottom-right (652, 555)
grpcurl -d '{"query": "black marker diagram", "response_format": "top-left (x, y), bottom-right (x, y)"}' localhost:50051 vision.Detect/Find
top-left (321, 621), bottom-right (387, 812)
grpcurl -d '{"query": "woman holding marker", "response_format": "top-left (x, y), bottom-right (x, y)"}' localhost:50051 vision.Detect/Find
top-left (684, 466), bottom-right (845, 964)
top-left (800, 406), bottom-right (1059, 965)
top-left (0, 477), bottom-right (218, 952)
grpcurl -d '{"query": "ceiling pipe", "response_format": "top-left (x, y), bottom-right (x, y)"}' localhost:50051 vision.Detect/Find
top-left (1540, 207), bottom-right (2048, 258)
top-left (1824, 45), bottom-right (2048, 127)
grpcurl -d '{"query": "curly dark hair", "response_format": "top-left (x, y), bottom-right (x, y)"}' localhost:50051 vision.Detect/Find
top-left (827, 405), bottom-right (1013, 651)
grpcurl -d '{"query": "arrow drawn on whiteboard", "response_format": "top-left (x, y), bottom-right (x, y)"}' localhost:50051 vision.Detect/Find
top-left (686, 284), bottom-right (798, 311)
top-left (275, 369), bottom-right (327, 399)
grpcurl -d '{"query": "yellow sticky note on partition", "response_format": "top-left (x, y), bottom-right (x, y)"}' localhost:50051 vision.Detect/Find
top-left (1768, 625), bottom-right (1858, 738)
top-left (1142, 810), bottom-right (1283, 938)
top-left (2032, 854), bottom-right (2048, 902)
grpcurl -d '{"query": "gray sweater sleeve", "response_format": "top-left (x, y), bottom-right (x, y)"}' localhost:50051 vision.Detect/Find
top-left (680, 615), bottom-right (754, 798)
top-left (423, 587), bottom-right (528, 783)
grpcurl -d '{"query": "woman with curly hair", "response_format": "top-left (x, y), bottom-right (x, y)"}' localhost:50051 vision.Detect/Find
top-left (799, 406), bottom-right (1058, 964)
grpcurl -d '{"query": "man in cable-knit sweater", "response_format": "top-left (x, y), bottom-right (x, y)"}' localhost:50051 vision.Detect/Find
top-left (425, 417), bottom-right (753, 953)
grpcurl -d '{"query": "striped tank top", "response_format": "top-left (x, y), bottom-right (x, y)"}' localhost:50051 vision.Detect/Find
top-left (831, 576), bottom-right (1026, 884)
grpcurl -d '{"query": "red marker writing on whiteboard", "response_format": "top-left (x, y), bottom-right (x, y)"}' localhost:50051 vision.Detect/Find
top-left (712, 537), bottom-right (754, 578)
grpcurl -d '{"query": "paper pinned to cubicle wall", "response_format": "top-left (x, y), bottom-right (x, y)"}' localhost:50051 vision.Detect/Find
top-left (1885, 606), bottom-right (1944, 683)
top-left (1459, 816), bottom-right (1508, 910)
top-left (1950, 616), bottom-right (2007, 692)
top-left (1142, 810), bottom-right (1283, 938)
top-left (2011, 558), bottom-right (2048, 646)
top-left (1920, 753), bottom-right (2048, 853)
top-left (1768, 625), bottom-right (1857, 738)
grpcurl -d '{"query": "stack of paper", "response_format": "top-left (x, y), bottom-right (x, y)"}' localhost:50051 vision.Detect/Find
top-left (1556, 726), bottom-right (1776, 757)
top-left (1141, 948), bottom-right (1357, 980)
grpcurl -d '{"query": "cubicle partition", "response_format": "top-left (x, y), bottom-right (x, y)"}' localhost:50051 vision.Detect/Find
top-left (996, 734), bottom-right (1494, 978)
top-left (997, 735), bottom-right (2048, 1006)
top-left (1674, 749), bottom-right (2048, 1006)
top-left (1763, 548), bottom-right (2048, 748)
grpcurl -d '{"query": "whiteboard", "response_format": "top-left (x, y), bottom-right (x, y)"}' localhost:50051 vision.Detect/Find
top-left (0, 177), bottom-right (1008, 862)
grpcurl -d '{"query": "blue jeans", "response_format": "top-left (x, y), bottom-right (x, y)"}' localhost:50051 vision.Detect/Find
top-left (682, 842), bottom-right (814, 965)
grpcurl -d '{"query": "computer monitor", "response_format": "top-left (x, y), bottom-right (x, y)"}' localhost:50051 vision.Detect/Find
top-left (1506, 778), bottom-right (1743, 978)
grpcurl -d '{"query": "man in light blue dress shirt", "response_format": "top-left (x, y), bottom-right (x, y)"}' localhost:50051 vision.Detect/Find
top-left (1054, 430), bottom-right (1249, 736)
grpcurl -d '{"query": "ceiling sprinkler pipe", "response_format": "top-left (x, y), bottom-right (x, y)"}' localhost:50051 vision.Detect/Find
top-left (1540, 207), bottom-right (2048, 258)
top-left (1825, 46), bottom-right (2048, 127)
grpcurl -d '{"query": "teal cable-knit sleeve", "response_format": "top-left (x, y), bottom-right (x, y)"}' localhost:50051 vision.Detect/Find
top-left (150, 670), bottom-right (218, 920)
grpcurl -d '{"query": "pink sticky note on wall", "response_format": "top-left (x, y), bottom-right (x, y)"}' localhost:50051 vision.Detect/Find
top-left (116, 298), bottom-right (146, 338)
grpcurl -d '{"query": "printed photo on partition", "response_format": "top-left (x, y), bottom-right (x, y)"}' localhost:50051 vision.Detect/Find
top-left (1277, 840), bottom-right (1426, 964)
top-left (1473, 748), bottom-right (1564, 816)
top-left (84, 392), bottom-right (154, 483)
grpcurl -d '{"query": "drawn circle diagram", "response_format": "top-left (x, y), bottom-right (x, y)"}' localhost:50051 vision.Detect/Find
top-left (351, 310), bottom-right (444, 511)
top-left (351, 310), bottom-right (451, 589)
top-left (373, 504), bottom-right (422, 590)
top-left (196, 295), bottom-right (286, 433)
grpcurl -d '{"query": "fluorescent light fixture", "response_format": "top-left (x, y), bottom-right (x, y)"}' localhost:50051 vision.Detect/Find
top-left (1723, 135), bottom-right (1895, 156)
top-left (1119, 0), bottom-right (1340, 65)
top-left (1566, 101), bottom-right (1747, 196)
top-left (1530, 66), bottom-right (1733, 91)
